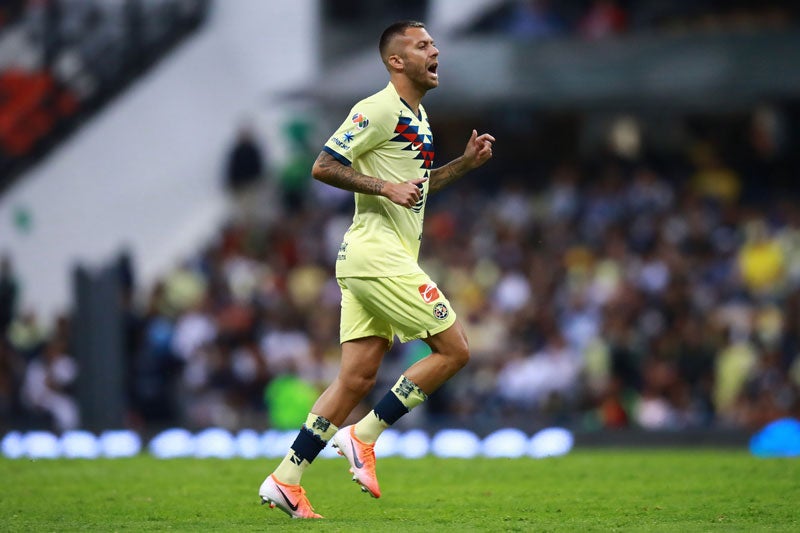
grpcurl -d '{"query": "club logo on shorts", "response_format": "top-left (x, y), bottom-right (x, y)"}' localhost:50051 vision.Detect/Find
top-left (418, 283), bottom-right (440, 304)
top-left (433, 302), bottom-right (449, 320)
top-left (351, 112), bottom-right (369, 130)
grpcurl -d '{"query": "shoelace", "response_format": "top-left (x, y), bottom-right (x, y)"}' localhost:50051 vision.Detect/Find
top-left (290, 485), bottom-right (319, 515)
top-left (361, 441), bottom-right (376, 469)
top-left (288, 484), bottom-right (309, 501)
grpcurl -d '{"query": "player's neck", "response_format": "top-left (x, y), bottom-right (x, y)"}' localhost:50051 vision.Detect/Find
top-left (390, 77), bottom-right (425, 116)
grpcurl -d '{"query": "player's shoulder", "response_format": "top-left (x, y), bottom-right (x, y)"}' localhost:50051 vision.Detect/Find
top-left (348, 84), bottom-right (401, 128)
top-left (357, 83), bottom-right (397, 108)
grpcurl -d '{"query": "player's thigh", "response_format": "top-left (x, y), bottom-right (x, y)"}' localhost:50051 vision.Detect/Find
top-left (338, 278), bottom-right (394, 345)
top-left (342, 273), bottom-right (457, 343)
top-left (339, 336), bottom-right (389, 380)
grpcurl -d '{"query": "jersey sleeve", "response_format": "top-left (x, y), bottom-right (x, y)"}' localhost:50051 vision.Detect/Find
top-left (322, 98), bottom-right (392, 166)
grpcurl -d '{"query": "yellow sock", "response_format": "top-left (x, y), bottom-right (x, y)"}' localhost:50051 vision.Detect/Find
top-left (353, 411), bottom-right (390, 444)
top-left (273, 413), bottom-right (337, 485)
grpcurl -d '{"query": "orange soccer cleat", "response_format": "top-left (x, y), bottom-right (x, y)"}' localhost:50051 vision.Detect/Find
top-left (331, 425), bottom-right (381, 498)
top-left (259, 474), bottom-right (323, 519)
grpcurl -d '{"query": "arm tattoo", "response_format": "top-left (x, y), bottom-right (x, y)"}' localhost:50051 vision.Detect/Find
top-left (429, 156), bottom-right (468, 194)
top-left (313, 151), bottom-right (385, 195)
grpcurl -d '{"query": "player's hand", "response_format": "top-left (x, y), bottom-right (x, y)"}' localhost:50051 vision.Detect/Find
top-left (462, 129), bottom-right (495, 170)
top-left (383, 178), bottom-right (427, 208)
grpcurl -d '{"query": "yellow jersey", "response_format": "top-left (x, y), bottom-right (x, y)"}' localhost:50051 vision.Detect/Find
top-left (323, 82), bottom-right (434, 278)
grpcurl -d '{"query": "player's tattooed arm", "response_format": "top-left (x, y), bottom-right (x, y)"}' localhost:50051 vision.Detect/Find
top-left (312, 151), bottom-right (385, 195)
top-left (312, 151), bottom-right (424, 208)
top-left (429, 156), bottom-right (469, 194)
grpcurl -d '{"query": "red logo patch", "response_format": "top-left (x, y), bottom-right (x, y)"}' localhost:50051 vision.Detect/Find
top-left (418, 283), bottom-right (439, 304)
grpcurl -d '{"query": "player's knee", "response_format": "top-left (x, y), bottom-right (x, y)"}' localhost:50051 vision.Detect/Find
top-left (341, 372), bottom-right (377, 398)
top-left (448, 340), bottom-right (470, 370)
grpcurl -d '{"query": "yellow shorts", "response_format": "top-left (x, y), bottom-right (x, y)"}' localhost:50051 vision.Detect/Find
top-left (338, 273), bottom-right (457, 346)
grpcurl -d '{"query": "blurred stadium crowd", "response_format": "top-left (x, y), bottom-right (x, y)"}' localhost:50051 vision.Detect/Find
top-left (4, 105), bottom-right (800, 435)
top-left (468, 0), bottom-right (798, 39)
top-left (2, 0), bottom-right (800, 436)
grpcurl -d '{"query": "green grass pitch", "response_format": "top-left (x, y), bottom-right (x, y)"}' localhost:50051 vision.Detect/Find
top-left (2, 450), bottom-right (798, 531)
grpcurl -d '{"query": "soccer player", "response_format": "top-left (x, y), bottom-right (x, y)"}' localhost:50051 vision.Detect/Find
top-left (259, 20), bottom-right (495, 519)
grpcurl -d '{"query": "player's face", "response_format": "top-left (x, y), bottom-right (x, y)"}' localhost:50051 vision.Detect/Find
top-left (399, 27), bottom-right (439, 90)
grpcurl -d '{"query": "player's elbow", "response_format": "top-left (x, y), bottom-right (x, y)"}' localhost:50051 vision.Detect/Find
top-left (311, 151), bottom-right (342, 184)
top-left (311, 157), bottom-right (326, 182)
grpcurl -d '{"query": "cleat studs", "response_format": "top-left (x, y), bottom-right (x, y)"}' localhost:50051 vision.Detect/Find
top-left (269, 503), bottom-right (276, 509)
top-left (361, 486), bottom-right (368, 493)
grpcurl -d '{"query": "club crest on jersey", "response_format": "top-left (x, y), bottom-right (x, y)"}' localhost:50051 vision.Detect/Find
top-left (418, 283), bottom-right (439, 304)
top-left (351, 113), bottom-right (369, 130)
top-left (433, 302), bottom-right (449, 320)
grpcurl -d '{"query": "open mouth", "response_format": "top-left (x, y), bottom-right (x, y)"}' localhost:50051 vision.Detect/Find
top-left (428, 63), bottom-right (438, 76)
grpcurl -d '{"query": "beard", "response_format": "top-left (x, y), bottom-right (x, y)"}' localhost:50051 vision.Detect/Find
top-left (407, 62), bottom-right (439, 91)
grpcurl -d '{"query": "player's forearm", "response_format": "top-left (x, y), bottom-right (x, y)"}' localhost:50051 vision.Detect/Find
top-left (428, 156), bottom-right (469, 194)
top-left (311, 151), bottom-right (386, 196)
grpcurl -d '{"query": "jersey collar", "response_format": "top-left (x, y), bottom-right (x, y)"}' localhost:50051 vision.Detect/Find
top-left (387, 82), bottom-right (422, 121)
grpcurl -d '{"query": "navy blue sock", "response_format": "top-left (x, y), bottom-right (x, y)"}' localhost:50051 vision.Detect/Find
top-left (290, 425), bottom-right (326, 464)
top-left (373, 390), bottom-right (410, 426)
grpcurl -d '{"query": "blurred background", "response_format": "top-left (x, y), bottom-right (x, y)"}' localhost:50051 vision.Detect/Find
top-left (1, 0), bottom-right (800, 448)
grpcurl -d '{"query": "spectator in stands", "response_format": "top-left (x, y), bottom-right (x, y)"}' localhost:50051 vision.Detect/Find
top-left (0, 254), bottom-right (18, 338)
top-left (277, 117), bottom-right (316, 211)
top-left (689, 143), bottom-right (742, 206)
top-left (736, 219), bottom-right (786, 299)
top-left (225, 124), bottom-right (265, 193)
top-left (6, 309), bottom-right (44, 361)
top-left (0, 337), bottom-right (24, 430)
top-left (713, 327), bottom-right (758, 425)
top-left (224, 124), bottom-right (267, 222)
top-left (578, 0), bottom-right (628, 40)
top-left (20, 336), bottom-right (79, 431)
top-left (504, 0), bottom-right (567, 39)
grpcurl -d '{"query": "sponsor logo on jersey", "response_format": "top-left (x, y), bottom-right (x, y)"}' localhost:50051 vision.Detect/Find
top-left (332, 135), bottom-right (351, 150)
top-left (418, 283), bottom-right (440, 304)
top-left (433, 302), bottom-right (449, 320)
top-left (351, 113), bottom-right (369, 130)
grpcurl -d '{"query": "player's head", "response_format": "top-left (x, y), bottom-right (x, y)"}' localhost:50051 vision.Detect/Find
top-left (379, 20), bottom-right (439, 90)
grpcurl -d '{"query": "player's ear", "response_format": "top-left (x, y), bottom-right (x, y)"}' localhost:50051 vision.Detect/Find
top-left (387, 54), bottom-right (404, 71)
